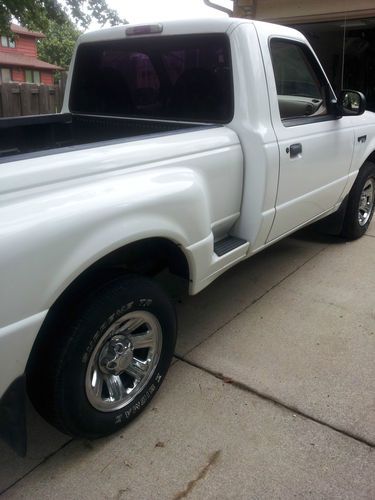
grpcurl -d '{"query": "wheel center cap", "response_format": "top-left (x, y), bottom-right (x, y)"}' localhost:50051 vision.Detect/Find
top-left (99, 335), bottom-right (133, 375)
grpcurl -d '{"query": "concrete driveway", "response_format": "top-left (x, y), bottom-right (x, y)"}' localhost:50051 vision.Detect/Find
top-left (1, 224), bottom-right (374, 499)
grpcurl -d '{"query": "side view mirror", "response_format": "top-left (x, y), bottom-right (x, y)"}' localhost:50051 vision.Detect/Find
top-left (336, 90), bottom-right (366, 117)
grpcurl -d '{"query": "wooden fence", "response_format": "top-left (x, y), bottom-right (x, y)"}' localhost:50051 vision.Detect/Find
top-left (0, 79), bottom-right (66, 117)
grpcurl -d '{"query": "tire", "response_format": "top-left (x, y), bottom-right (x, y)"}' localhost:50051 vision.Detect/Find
top-left (341, 161), bottom-right (375, 240)
top-left (28, 275), bottom-right (176, 439)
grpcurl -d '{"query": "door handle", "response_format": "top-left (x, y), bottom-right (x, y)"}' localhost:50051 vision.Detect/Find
top-left (287, 143), bottom-right (302, 158)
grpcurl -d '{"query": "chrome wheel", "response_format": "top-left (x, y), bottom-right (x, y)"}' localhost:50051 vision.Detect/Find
top-left (358, 177), bottom-right (375, 226)
top-left (85, 310), bottom-right (162, 412)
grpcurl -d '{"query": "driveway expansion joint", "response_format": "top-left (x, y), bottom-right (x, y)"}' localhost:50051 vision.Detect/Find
top-left (0, 439), bottom-right (73, 496)
top-left (176, 356), bottom-right (375, 450)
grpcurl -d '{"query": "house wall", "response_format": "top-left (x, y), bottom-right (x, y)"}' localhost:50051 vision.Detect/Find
top-left (14, 35), bottom-right (37, 57)
top-left (1, 31), bottom-right (58, 84)
top-left (11, 68), bottom-right (24, 82)
top-left (234, 0), bottom-right (375, 23)
top-left (11, 69), bottom-right (54, 84)
top-left (41, 72), bottom-right (54, 85)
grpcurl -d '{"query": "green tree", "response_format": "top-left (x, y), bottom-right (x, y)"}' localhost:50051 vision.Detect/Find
top-left (36, 18), bottom-right (81, 70)
top-left (0, 0), bottom-right (126, 33)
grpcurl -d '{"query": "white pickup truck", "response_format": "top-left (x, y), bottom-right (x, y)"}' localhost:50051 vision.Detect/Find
top-left (1, 18), bottom-right (375, 455)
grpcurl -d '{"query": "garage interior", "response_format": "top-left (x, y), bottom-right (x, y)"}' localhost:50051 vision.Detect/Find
top-left (229, 1), bottom-right (375, 112)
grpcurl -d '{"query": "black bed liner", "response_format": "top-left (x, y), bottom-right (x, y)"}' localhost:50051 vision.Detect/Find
top-left (0, 113), bottom-right (205, 160)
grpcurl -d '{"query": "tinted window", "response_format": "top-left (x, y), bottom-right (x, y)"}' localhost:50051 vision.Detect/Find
top-left (70, 34), bottom-right (233, 123)
top-left (270, 39), bottom-right (329, 120)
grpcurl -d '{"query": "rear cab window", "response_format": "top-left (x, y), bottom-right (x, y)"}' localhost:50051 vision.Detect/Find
top-left (70, 34), bottom-right (234, 123)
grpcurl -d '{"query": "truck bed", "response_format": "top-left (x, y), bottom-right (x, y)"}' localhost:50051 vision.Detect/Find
top-left (0, 113), bottom-right (201, 160)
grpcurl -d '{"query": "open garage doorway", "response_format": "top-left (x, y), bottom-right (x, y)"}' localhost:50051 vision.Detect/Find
top-left (293, 18), bottom-right (375, 112)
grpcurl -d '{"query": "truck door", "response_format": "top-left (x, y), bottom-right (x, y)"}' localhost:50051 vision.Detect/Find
top-left (266, 38), bottom-right (355, 241)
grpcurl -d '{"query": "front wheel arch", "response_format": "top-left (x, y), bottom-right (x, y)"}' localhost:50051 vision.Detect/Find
top-left (341, 160), bottom-right (375, 239)
top-left (315, 159), bottom-right (375, 236)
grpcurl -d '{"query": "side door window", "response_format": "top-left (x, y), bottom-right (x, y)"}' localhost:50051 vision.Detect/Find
top-left (270, 39), bottom-right (330, 122)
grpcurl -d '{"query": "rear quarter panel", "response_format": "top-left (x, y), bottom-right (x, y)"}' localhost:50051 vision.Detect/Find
top-left (0, 126), bottom-right (243, 397)
top-left (0, 127), bottom-right (243, 329)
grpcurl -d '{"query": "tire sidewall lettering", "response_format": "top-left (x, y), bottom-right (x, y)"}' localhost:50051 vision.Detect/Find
top-left (114, 372), bottom-right (163, 425)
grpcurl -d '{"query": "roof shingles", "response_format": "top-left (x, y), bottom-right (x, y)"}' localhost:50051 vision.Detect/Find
top-left (0, 51), bottom-right (62, 71)
top-left (10, 23), bottom-right (45, 38)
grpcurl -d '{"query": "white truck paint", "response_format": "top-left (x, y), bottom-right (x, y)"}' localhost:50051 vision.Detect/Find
top-left (1, 18), bottom-right (375, 451)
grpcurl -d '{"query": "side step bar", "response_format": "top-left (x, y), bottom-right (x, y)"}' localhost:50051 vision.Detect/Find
top-left (214, 236), bottom-right (248, 257)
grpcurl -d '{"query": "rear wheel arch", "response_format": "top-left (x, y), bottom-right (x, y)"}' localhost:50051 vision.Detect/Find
top-left (28, 275), bottom-right (177, 438)
top-left (26, 237), bottom-right (189, 387)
